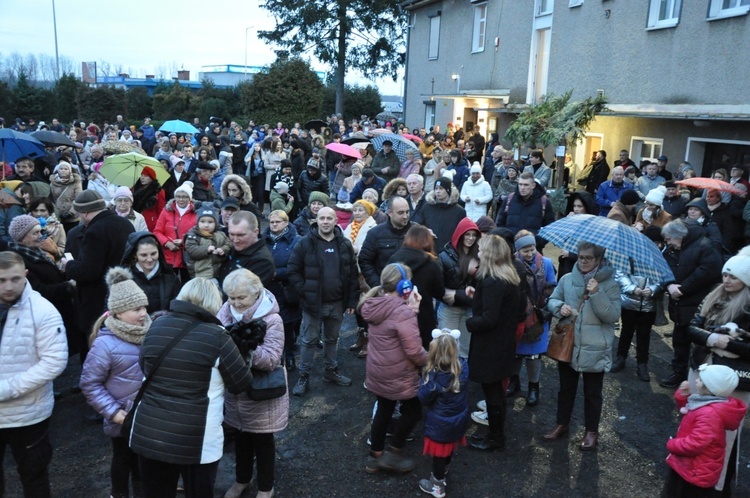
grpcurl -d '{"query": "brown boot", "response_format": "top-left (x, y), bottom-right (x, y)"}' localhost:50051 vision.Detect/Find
top-left (579, 431), bottom-right (598, 451)
top-left (350, 328), bottom-right (366, 351)
top-left (542, 425), bottom-right (569, 441)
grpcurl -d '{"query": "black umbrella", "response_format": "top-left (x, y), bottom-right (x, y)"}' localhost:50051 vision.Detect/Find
top-left (342, 137), bottom-right (370, 146)
top-left (31, 130), bottom-right (76, 147)
top-left (375, 111), bottom-right (397, 122)
top-left (304, 119), bottom-right (328, 133)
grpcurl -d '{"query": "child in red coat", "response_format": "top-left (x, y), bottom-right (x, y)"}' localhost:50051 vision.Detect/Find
top-left (663, 364), bottom-right (746, 497)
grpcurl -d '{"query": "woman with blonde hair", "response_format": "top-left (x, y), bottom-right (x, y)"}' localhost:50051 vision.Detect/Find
top-left (465, 234), bottom-right (521, 451)
top-left (218, 269), bottom-right (288, 498)
top-left (130, 278), bottom-right (251, 497)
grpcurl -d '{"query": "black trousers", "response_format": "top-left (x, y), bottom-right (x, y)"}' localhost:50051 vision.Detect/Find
top-left (0, 419), bottom-right (52, 498)
top-left (618, 308), bottom-right (655, 363)
top-left (662, 468), bottom-right (718, 498)
top-left (234, 432), bottom-right (275, 492)
top-left (670, 302), bottom-right (698, 376)
top-left (556, 361), bottom-right (604, 432)
top-left (138, 456), bottom-right (218, 498)
top-left (111, 437), bottom-right (139, 498)
top-left (480, 381), bottom-right (507, 439)
top-left (370, 396), bottom-right (421, 452)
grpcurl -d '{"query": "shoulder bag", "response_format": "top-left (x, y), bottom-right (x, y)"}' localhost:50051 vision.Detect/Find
top-left (248, 364), bottom-right (287, 401)
top-left (547, 296), bottom-right (586, 363)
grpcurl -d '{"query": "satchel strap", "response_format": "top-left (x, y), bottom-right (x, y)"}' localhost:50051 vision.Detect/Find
top-left (130, 320), bottom-right (201, 411)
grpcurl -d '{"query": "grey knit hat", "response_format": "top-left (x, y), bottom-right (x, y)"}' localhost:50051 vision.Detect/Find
top-left (106, 267), bottom-right (148, 315)
top-left (73, 190), bottom-right (106, 213)
top-left (9, 214), bottom-right (41, 242)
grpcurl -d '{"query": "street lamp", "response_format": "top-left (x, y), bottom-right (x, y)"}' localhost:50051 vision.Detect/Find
top-left (244, 26), bottom-right (254, 81)
top-left (52, 0), bottom-right (60, 79)
top-left (451, 73), bottom-right (460, 94)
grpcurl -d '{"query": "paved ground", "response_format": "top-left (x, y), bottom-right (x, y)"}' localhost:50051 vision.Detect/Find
top-left (4, 312), bottom-right (750, 497)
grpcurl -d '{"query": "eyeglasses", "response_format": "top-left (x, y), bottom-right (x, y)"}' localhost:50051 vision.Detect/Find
top-left (578, 255), bottom-right (597, 262)
top-left (174, 195), bottom-right (190, 200)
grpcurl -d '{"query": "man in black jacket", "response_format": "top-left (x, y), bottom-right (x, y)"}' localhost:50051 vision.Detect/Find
top-left (659, 219), bottom-right (722, 388)
top-left (288, 207), bottom-right (359, 396)
top-left (359, 197), bottom-right (412, 288)
top-left (217, 211), bottom-right (275, 288)
top-left (63, 191), bottom-right (134, 361)
top-left (297, 158), bottom-right (330, 207)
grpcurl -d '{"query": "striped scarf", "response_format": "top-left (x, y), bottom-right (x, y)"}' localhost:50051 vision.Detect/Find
top-left (348, 219), bottom-right (365, 243)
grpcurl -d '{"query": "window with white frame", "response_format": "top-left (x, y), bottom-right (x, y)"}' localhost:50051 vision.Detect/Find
top-left (472, 3), bottom-right (487, 53)
top-left (428, 15), bottom-right (440, 60)
top-left (630, 137), bottom-right (664, 164)
top-left (536, 0), bottom-right (553, 16)
top-left (708, 0), bottom-right (750, 19)
top-left (424, 103), bottom-right (436, 130)
top-left (647, 0), bottom-right (682, 28)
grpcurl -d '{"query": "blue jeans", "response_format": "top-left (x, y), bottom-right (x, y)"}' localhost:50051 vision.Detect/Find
top-left (298, 302), bottom-right (344, 375)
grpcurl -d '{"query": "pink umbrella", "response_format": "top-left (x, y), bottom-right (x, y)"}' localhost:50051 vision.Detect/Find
top-left (325, 142), bottom-right (362, 159)
top-left (402, 133), bottom-right (423, 144)
top-left (676, 178), bottom-right (746, 196)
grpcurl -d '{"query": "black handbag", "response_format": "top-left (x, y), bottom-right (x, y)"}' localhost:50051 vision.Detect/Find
top-left (121, 322), bottom-right (199, 439)
top-left (247, 365), bottom-right (287, 401)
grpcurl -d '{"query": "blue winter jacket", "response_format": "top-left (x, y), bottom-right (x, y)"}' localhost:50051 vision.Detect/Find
top-left (418, 357), bottom-right (470, 443)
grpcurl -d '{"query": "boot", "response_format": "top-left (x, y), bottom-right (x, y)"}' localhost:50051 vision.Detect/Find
top-left (542, 425), bottom-right (569, 441)
top-left (505, 375), bottom-right (520, 397)
top-left (358, 334), bottom-right (368, 358)
top-left (223, 481), bottom-right (251, 498)
top-left (285, 353), bottom-right (296, 372)
top-left (579, 431), bottom-right (599, 451)
top-left (470, 407), bottom-right (505, 451)
top-left (610, 355), bottom-right (626, 373)
top-left (350, 328), bottom-right (366, 351)
top-left (636, 362), bottom-right (650, 382)
top-left (369, 449), bottom-right (416, 474)
top-left (526, 382), bottom-right (539, 407)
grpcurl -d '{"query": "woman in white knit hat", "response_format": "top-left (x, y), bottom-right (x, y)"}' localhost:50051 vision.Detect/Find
top-left (687, 246), bottom-right (750, 494)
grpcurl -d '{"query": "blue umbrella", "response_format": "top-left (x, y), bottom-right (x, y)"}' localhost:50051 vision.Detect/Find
top-left (0, 129), bottom-right (46, 164)
top-left (539, 214), bottom-right (674, 283)
top-left (370, 133), bottom-right (419, 162)
top-left (158, 120), bottom-right (200, 134)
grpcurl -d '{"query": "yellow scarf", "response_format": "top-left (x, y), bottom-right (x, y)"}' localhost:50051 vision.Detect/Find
top-left (348, 219), bottom-right (364, 243)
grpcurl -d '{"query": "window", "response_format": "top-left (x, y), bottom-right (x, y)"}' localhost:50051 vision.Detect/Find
top-left (708, 0), bottom-right (750, 19)
top-left (536, 0), bottom-right (553, 16)
top-left (630, 137), bottom-right (664, 164)
top-left (428, 15), bottom-right (440, 60)
top-left (647, 0), bottom-right (682, 28)
top-left (472, 3), bottom-right (487, 53)
top-left (424, 102), bottom-right (436, 130)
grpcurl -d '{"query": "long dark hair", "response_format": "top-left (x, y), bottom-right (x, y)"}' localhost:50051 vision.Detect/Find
top-left (403, 223), bottom-right (436, 259)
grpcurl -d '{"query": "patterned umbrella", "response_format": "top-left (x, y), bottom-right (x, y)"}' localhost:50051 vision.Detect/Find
top-left (371, 133), bottom-right (420, 162)
top-left (676, 178), bottom-right (745, 196)
top-left (539, 214), bottom-right (674, 283)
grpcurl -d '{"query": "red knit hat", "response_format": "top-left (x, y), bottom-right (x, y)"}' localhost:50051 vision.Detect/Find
top-left (141, 166), bottom-right (157, 181)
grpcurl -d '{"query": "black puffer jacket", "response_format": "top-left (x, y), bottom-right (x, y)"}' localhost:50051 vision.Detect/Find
top-left (389, 246), bottom-right (445, 348)
top-left (292, 207), bottom-right (315, 237)
top-left (412, 187), bottom-right (466, 251)
top-left (495, 183), bottom-right (554, 237)
top-left (438, 244), bottom-right (473, 308)
top-left (122, 231), bottom-right (182, 314)
top-left (663, 223), bottom-right (722, 309)
top-left (130, 300), bottom-right (251, 465)
top-left (287, 225), bottom-right (359, 316)
top-left (358, 220), bottom-right (412, 288)
top-left (296, 170), bottom-right (330, 207)
top-left (217, 238), bottom-right (275, 288)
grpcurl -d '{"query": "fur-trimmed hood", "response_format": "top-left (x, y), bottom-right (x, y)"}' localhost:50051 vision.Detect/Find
top-left (425, 183), bottom-right (460, 205)
top-left (220, 174), bottom-right (253, 205)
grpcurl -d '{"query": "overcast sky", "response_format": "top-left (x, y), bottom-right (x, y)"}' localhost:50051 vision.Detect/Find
top-left (0, 0), bottom-right (403, 95)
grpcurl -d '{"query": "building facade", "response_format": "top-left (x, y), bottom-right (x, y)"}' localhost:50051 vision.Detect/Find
top-left (402, 0), bottom-right (750, 179)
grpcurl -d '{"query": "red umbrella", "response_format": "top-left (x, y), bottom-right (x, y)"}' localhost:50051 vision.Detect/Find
top-left (676, 178), bottom-right (746, 196)
top-left (325, 142), bottom-right (362, 159)
top-left (402, 133), bottom-right (423, 144)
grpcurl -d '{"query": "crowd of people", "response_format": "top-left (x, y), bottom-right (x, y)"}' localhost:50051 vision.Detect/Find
top-left (2, 113), bottom-right (750, 498)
